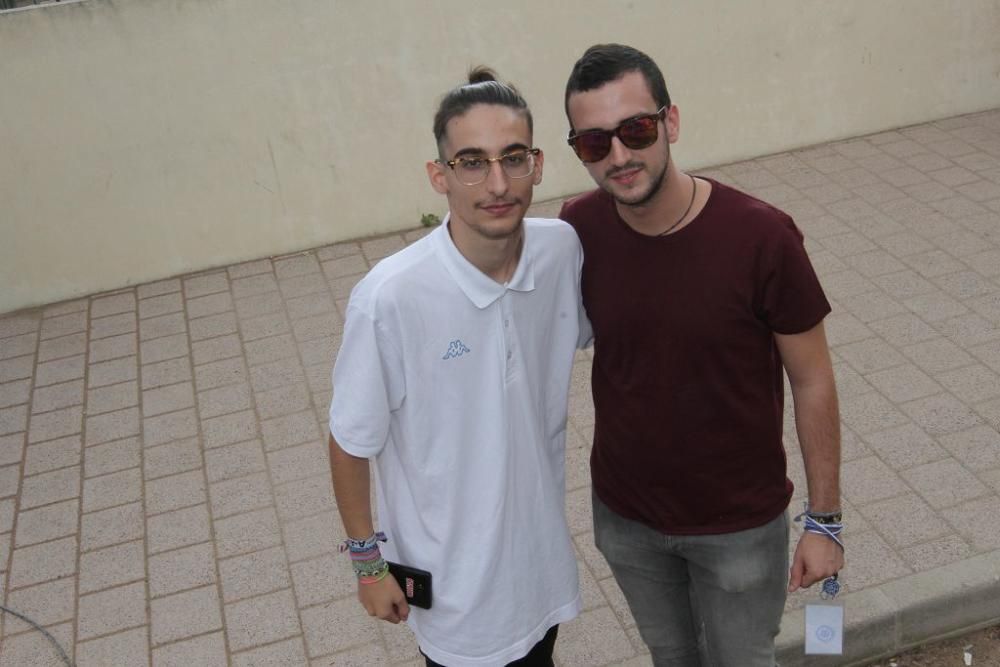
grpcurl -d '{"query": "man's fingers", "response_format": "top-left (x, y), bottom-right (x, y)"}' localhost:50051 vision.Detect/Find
top-left (788, 554), bottom-right (804, 592)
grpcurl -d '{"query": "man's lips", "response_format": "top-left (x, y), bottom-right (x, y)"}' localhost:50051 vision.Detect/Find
top-left (479, 202), bottom-right (517, 215)
top-left (608, 166), bottom-right (642, 185)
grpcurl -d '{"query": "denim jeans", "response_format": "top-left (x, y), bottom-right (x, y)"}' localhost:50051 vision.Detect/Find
top-left (593, 492), bottom-right (788, 667)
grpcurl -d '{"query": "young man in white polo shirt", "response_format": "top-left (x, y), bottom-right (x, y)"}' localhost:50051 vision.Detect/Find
top-left (328, 67), bottom-right (590, 666)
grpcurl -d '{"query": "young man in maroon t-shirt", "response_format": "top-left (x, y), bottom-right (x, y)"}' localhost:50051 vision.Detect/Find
top-left (560, 43), bottom-right (844, 666)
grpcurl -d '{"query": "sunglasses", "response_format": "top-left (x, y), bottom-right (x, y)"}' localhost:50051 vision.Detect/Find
top-left (567, 107), bottom-right (667, 163)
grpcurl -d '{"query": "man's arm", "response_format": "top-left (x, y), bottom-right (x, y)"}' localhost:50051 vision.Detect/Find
top-left (329, 433), bottom-right (408, 622)
top-left (774, 321), bottom-right (844, 592)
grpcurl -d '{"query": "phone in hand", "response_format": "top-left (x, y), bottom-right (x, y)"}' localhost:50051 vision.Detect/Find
top-left (387, 561), bottom-right (432, 609)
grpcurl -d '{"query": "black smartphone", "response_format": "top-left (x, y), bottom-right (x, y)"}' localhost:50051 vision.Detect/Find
top-left (387, 561), bottom-right (433, 609)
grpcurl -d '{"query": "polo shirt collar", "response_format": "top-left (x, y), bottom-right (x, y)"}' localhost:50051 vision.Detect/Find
top-left (433, 214), bottom-right (536, 309)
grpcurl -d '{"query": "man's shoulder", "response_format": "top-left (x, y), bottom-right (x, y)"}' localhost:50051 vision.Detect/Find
top-left (558, 188), bottom-right (607, 225)
top-left (348, 230), bottom-right (440, 311)
top-left (710, 179), bottom-right (793, 226)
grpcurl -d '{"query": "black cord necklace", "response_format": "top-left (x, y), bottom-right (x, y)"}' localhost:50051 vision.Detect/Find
top-left (658, 173), bottom-right (697, 236)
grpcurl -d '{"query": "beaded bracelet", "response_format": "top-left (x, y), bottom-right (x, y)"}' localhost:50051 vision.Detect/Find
top-left (340, 532), bottom-right (389, 583)
top-left (794, 505), bottom-right (844, 599)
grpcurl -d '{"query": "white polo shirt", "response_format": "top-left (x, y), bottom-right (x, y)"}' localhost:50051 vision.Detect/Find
top-left (329, 217), bottom-right (589, 666)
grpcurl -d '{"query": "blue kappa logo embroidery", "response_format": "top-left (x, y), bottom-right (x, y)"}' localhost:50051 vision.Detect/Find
top-left (442, 340), bottom-right (471, 360)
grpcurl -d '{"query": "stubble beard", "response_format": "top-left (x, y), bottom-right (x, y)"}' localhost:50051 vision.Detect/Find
top-left (605, 146), bottom-right (671, 209)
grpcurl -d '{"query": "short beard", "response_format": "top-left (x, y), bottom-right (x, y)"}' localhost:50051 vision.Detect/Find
top-left (609, 145), bottom-right (671, 208)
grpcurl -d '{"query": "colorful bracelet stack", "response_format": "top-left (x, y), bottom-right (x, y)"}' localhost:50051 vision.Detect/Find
top-left (793, 504), bottom-right (845, 599)
top-left (340, 532), bottom-right (389, 584)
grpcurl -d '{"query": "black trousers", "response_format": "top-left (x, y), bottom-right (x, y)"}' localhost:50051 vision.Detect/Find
top-left (422, 624), bottom-right (559, 667)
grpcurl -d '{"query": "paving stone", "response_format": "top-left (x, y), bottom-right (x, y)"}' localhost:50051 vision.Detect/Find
top-left (81, 502), bottom-right (144, 552)
top-left (267, 440), bottom-right (326, 486)
top-left (898, 534), bottom-right (973, 573)
top-left (254, 383), bottom-right (312, 421)
top-left (285, 292), bottom-right (336, 320)
top-left (143, 437), bottom-right (201, 480)
top-left (274, 473), bottom-right (336, 521)
top-left (90, 313), bottom-right (137, 341)
top-left (86, 379), bottom-right (139, 416)
top-left (0, 314), bottom-right (40, 339)
top-left (148, 541), bottom-right (217, 598)
top-left (861, 422), bottom-right (948, 471)
top-left (219, 545), bottom-right (290, 602)
top-left (232, 637), bottom-right (310, 666)
top-left (137, 278), bottom-right (181, 300)
top-left (903, 290), bottom-right (970, 322)
top-left (87, 356), bottom-right (138, 389)
top-left (189, 312), bottom-right (239, 342)
top-left (91, 292), bottom-right (136, 319)
top-left (76, 626), bottom-right (150, 667)
top-left (300, 595), bottom-right (378, 657)
top-left (147, 504), bottom-right (212, 554)
top-left (203, 410), bottom-right (258, 449)
top-left (0, 333), bottom-right (36, 361)
top-left (839, 530), bottom-right (912, 589)
top-left (142, 381), bottom-right (196, 417)
top-left (837, 338), bottom-right (907, 374)
top-left (867, 313), bottom-right (939, 346)
top-left (191, 333), bottom-right (243, 366)
top-left (85, 405), bottom-right (140, 445)
top-left (0, 622), bottom-right (74, 667)
top-left (19, 465), bottom-right (79, 509)
top-left (936, 312), bottom-right (1000, 347)
top-left (194, 356), bottom-right (246, 391)
top-left (938, 425), bottom-right (1000, 470)
top-left (857, 493), bottom-right (952, 548)
top-left (23, 435), bottom-right (81, 476)
top-left (8, 536), bottom-right (77, 588)
top-left (204, 439), bottom-right (266, 483)
top-left (209, 471), bottom-right (271, 519)
top-left (225, 588), bottom-right (301, 652)
top-left (941, 494), bottom-right (1000, 551)
top-left (34, 354), bottom-right (85, 387)
top-left (283, 511), bottom-right (343, 563)
top-left (244, 333), bottom-right (298, 367)
top-left (183, 271), bottom-right (229, 299)
top-left (902, 459), bottom-right (991, 509)
top-left (937, 364), bottom-right (1000, 404)
top-left (214, 506), bottom-right (282, 559)
top-left (901, 393), bottom-right (983, 436)
top-left (146, 469), bottom-right (206, 516)
top-left (83, 467), bottom-right (143, 512)
top-left (150, 585), bottom-right (223, 646)
top-left (554, 606), bottom-right (636, 667)
top-left (141, 357), bottom-right (192, 390)
top-left (152, 631), bottom-right (227, 667)
top-left (79, 539), bottom-right (146, 594)
top-left (0, 404), bottom-right (27, 436)
top-left (39, 311), bottom-right (87, 340)
top-left (198, 382), bottom-right (252, 419)
top-left (248, 358), bottom-right (305, 393)
top-left (139, 292), bottom-right (184, 320)
top-left (290, 552), bottom-right (353, 608)
top-left (3, 576), bottom-right (76, 632)
top-left (140, 312), bottom-right (187, 342)
top-left (839, 392), bottom-right (909, 435)
top-left (235, 291), bottom-right (286, 320)
top-left (143, 408), bottom-right (198, 447)
top-left (0, 433), bottom-right (23, 468)
top-left (89, 332), bottom-right (137, 363)
top-left (841, 456), bottom-right (909, 505)
top-left (260, 410), bottom-right (319, 451)
top-left (140, 333), bottom-right (190, 365)
top-left (15, 499), bottom-right (78, 547)
top-left (36, 332), bottom-right (86, 363)
top-left (0, 462), bottom-right (22, 498)
top-left (85, 436), bottom-right (140, 477)
top-left (864, 364), bottom-right (942, 403)
top-left (231, 273), bottom-right (279, 300)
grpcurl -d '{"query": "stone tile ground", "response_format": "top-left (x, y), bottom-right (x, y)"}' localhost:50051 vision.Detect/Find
top-left (1, 110), bottom-right (999, 665)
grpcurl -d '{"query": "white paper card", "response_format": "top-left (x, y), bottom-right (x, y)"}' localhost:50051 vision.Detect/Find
top-left (805, 603), bottom-right (844, 655)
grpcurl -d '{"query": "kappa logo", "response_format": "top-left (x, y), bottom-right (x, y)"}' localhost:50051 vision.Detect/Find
top-left (442, 339), bottom-right (471, 360)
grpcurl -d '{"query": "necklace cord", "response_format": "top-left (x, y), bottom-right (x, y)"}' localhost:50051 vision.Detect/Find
top-left (658, 173), bottom-right (697, 237)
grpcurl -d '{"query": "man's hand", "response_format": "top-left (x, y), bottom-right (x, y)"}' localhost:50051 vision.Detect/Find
top-left (358, 574), bottom-right (410, 623)
top-left (788, 531), bottom-right (844, 592)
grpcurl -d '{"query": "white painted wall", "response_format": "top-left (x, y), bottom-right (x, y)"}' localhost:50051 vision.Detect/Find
top-left (2, 0), bottom-right (999, 313)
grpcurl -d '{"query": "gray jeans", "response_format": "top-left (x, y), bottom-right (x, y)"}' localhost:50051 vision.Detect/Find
top-left (593, 492), bottom-right (788, 667)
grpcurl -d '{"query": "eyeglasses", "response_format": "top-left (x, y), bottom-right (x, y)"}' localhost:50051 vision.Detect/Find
top-left (567, 107), bottom-right (666, 163)
top-left (438, 148), bottom-right (540, 186)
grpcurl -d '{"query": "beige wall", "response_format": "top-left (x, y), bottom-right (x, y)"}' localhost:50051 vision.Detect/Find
top-left (2, 0), bottom-right (999, 313)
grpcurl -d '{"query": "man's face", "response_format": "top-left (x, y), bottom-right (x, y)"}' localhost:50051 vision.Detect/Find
top-left (427, 104), bottom-right (542, 242)
top-left (567, 71), bottom-right (676, 207)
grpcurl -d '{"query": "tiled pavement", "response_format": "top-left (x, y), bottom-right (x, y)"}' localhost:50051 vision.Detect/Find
top-left (2, 109), bottom-right (1000, 666)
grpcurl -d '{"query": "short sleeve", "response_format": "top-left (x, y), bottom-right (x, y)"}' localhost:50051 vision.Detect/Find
top-left (328, 303), bottom-right (405, 458)
top-left (757, 217), bottom-right (831, 335)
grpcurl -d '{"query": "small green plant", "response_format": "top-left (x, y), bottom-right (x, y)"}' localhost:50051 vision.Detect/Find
top-left (420, 213), bottom-right (442, 228)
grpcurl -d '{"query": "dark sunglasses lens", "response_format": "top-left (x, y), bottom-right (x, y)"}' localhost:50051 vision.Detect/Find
top-left (573, 132), bottom-right (613, 163)
top-left (618, 116), bottom-right (659, 150)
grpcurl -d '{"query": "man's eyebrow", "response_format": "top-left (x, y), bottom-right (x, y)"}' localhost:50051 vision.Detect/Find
top-left (573, 111), bottom-right (655, 135)
top-left (451, 143), bottom-right (530, 159)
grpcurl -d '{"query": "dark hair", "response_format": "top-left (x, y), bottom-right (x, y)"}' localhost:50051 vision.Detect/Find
top-left (564, 44), bottom-right (671, 125)
top-left (433, 66), bottom-right (533, 154)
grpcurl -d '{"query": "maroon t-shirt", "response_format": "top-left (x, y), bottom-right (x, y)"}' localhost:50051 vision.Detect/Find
top-left (560, 179), bottom-right (831, 535)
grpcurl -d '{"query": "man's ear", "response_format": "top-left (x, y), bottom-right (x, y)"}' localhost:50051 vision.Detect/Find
top-left (666, 105), bottom-right (680, 144)
top-left (532, 149), bottom-right (544, 185)
top-left (427, 160), bottom-right (450, 194)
